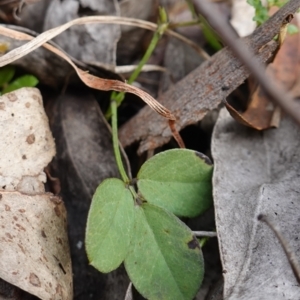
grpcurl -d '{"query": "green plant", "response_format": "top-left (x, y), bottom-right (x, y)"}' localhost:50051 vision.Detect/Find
top-left (85, 8), bottom-right (214, 299)
top-left (86, 149), bottom-right (213, 299)
top-left (0, 65), bottom-right (39, 95)
top-left (247, 0), bottom-right (298, 33)
top-left (186, 0), bottom-right (222, 50)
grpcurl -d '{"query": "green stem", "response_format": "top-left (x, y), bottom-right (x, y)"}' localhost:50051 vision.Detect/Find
top-left (168, 20), bottom-right (201, 29)
top-left (105, 22), bottom-right (168, 119)
top-left (111, 100), bottom-right (129, 183)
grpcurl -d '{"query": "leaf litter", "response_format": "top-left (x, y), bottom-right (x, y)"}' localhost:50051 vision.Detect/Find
top-left (0, 88), bottom-right (72, 299)
top-left (1, 1), bottom-right (297, 299)
top-left (212, 108), bottom-right (300, 299)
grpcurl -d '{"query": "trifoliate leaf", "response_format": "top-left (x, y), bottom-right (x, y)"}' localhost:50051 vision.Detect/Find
top-left (137, 149), bottom-right (213, 217)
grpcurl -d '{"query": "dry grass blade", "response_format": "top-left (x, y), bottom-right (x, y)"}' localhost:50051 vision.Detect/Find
top-left (0, 15), bottom-right (209, 60)
top-left (0, 24), bottom-right (175, 120)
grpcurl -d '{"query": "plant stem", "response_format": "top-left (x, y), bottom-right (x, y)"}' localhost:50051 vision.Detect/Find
top-left (111, 100), bottom-right (139, 199)
top-left (111, 99), bottom-right (129, 183)
top-left (105, 22), bottom-right (168, 119)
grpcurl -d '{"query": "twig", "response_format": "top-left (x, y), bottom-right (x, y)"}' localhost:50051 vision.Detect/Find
top-left (115, 64), bottom-right (167, 74)
top-left (124, 282), bottom-right (133, 300)
top-left (193, 0), bottom-right (300, 127)
top-left (258, 214), bottom-right (300, 285)
top-left (193, 231), bottom-right (217, 238)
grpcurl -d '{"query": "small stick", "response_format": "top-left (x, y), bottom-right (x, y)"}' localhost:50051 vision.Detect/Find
top-left (258, 214), bottom-right (300, 285)
top-left (193, 231), bottom-right (217, 237)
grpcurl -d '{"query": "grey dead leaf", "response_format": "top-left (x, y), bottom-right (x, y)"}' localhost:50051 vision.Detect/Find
top-left (0, 88), bottom-right (72, 299)
top-left (48, 90), bottom-right (129, 299)
top-left (212, 108), bottom-right (300, 299)
top-left (160, 37), bottom-right (205, 93)
top-left (16, 0), bottom-right (52, 33)
top-left (44, 0), bottom-right (120, 68)
top-left (118, 0), bottom-right (155, 63)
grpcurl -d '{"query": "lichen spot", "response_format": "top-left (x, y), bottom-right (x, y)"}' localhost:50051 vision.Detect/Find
top-left (25, 102), bottom-right (31, 108)
top-left (29, 273), bottom-right (41, 287)
top-left (26, 134), bottom-right (35, 144)
top-left (7, 93), bottom-right (17, 102)
top-left (0, 102), bottom-right (5, 110)
top-left (22, 155), bottom-right (27, 160)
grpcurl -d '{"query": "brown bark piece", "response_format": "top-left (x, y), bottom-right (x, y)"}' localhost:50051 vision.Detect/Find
top-left (119, 0), bottom-right (300, 154)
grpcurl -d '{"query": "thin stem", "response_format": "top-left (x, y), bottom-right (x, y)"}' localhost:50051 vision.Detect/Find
top-left (105, 22), bottom-right (168, 119)
top-left (111, 99), bottom-right (129, 183)
top-left (193, 231), bottom-right (217, 237)
top-left (128, 185), bottom-right (138, 200)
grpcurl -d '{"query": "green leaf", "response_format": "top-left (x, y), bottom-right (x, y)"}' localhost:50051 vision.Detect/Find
top-left (137, 149), bottom-right (213, 218)
top-left (2, 75), bottom-right (39, 94)
top-left (0, 65), bottom-right (15, 87)
top-left (199, 15), bottom-right (222, 50)
top-left (125, 203), bottom-right (204, 300)
top-left (85, 178), bottom-right (135, 273)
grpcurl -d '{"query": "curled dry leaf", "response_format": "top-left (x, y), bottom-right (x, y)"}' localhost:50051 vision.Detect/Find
top-left (0, 88), bottom-right (72, 299)
top-left (0, 20), bottom-right (175, 120)
top-left (212, 108), bottom-right (300, 299)
top-left (0, 24), bottom-right (122, 88)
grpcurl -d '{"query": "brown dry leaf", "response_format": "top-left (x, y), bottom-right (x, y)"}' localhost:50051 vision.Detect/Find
top-left (0, 21), bottom-right (175, 120)
top-left (226, 13), bottom-right (300, 130)
top-left (0, 88), bottom-right (72, 299)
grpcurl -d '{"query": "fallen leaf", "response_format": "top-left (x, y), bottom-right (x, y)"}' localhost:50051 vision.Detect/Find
top-left (118, 0), bottom-right (155, 63)
top-left (0, 87), bottom-right (72, 299)
top-left (44, 0), bottom-right (120, 68)
top-left (211, 108), bottom-right (300, 299)
top-left (160, 37), bottom-right (205, 93)
top-left (16, 0), bottom-right (51, 32)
